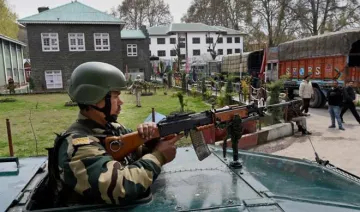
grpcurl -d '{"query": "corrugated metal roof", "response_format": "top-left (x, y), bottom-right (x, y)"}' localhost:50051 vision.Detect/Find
top-left (121, 30), bottom-right (146, 39)
top-left (0, 34), bottom-right (27, 46)
top-left (170, 23), bottom-right (222, 32)
top-left (213, 26), bottom-right (246, 35)
top-left (18, 1), bottom-right (125, 25)
top-left (147, 23), bottom-right (246, 35)
top-left (148, 26), bottom-right (169, 35)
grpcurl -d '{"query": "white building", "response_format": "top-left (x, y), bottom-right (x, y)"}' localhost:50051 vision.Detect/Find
top-left (147, 23), bottom-right (246, 65)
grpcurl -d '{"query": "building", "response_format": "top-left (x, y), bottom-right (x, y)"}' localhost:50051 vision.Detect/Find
top-left (121, 26), bottom-right (151, 80)
top-left (17, 22), bottom-right (29, 59)
top-left (0, 34), bottom-right (27, 90)
top-left (18, 1), bottom-right (151, 92)
top-left (148, 23), bottom-right (246, 66)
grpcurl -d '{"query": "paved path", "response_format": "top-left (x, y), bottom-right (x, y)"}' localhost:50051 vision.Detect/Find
top-left (250, 107), bottom-right (360, 176)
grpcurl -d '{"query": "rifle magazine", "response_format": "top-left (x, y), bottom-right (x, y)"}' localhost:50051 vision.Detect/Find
top-left (190, 129), bottom-right (211, 161)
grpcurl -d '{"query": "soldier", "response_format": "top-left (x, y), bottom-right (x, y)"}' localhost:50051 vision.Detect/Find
top-left (163, 73), bottom-right (168, 95)
top-left (50, 62), bottom-right (182, 206)
top-left (7, 77), bottom-right (15, 94)
top-left (128, 75), bottom-right (143, 107)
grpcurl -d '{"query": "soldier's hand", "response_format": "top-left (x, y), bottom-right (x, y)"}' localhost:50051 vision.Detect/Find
top-left (155, 134), bottom-right (184, 164)
top-left (137, 122), bottom-right (157, 140)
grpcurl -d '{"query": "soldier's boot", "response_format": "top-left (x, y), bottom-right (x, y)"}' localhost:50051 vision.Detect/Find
top-left (298, 125), bottom-right (311, 135)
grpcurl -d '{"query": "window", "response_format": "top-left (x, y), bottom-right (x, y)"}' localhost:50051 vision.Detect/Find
top-left (227, 49), bottom-right (232, 54)
top-left (157, 38), bottom-right (165, 44)
top-left (149, 50), bottom-right (151, 55)
top-left (41, 33), bottom-right (59, 52)
top-left (218, 49), bottom-right (223, 55)
top-left (127, 44), bottom-right (137, 56)
top-left (235, 37), bottom-right (240, 43)
top-left (170, 38), bottom-right (176, 44)
top-left (235, 48), bottom-right (241, 53)
top-left (217, 37), bottom-right (223, 43)
top-left (206, 37), bottom-right (213, 44)
top-left (170, 50), bottom-right (177, 56)
top-left (227, 37), bottom-right (232, 43)
top-left (45, 70), bottom-right (63, 89)
top-left (158, 50), bottom-right (166, 57)
top-left (68, 33), bottom-right (85, 51)
top-left (193, 49), bottom-right (200, 56)
top-left (192, 37), bottom-right (200, 44)
top-left (94, 33), bottom-right (110, 51)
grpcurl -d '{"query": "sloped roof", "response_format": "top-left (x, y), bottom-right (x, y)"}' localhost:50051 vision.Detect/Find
top-left (147, 23), bottom-right (246, 36)
top-left (121, 30), bottom-right (146, 39)
top-left (278, 28), bottom-right (360, 60)
top-left (148, 26), bottom-right (169, 35)
top-left (213, 26), bottom-right (246, 35)
top-left (0, 34), bottom-right (26, 46)
top-left (18, 1), bottom-right (125, 25)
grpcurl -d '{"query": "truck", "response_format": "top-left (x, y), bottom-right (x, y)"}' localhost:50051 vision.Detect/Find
top-left (267, 28), bottom-right (360, 108)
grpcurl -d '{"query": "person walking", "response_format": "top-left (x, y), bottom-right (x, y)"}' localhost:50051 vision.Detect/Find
top-left (327, 81), bottom-right (345, 130)
top-left (299, 75), bottom-right (314, 115)
top-left (340, 81), bottom-right (360, 124)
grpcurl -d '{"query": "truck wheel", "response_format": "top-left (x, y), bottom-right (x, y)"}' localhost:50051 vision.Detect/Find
top-left (318, 93), bottom-right (327, 108)
top-left (310, 87), bottom-right (322, 108)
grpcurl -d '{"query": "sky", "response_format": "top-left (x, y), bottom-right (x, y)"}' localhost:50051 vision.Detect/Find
top-left (7, 0), bottom-right (192, 23)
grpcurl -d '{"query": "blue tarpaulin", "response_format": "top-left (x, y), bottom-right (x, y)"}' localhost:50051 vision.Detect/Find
top-left (144, 112), bottom-right (166, 124)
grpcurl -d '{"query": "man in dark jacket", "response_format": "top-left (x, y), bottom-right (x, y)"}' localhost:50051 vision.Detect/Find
top-left (283, 98), bottom-right (311, 135)
top-left (340, 82), bottom-right (360, 124)
top-left (327, 81), bottom-right (345, 130)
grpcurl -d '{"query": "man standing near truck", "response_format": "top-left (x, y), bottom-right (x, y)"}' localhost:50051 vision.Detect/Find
top-left (340, 82), bottom-right (360, 124)
top-left (299, 75), bottom-right (314, 115)
top-left (327, 81), bottom-right (345, 130)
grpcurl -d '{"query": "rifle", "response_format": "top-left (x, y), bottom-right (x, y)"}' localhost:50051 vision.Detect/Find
top-left (99, 103), bottom-right (265, 163)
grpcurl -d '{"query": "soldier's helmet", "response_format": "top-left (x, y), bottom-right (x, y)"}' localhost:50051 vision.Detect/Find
top-left (68, 62), bottom-right (126, 105)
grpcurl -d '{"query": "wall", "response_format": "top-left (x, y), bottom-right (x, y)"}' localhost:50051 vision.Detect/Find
top-left (26, 24), bottom-right (123, 91)
top-left (149, 32), bottom-right (244, 63)
top-left (122, 38), bottom-right (151, 81)
top-left (0, 39), bottom-right (25, 89)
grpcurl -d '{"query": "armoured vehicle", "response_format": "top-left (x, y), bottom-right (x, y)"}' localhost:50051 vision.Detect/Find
top-left (2, 139), bottom-right (360, 211)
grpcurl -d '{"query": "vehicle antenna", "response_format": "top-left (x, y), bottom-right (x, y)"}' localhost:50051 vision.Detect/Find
top-left (307, 135), bottom-right (328, 166)
top-left (29, 109), bottom-right (39, 156)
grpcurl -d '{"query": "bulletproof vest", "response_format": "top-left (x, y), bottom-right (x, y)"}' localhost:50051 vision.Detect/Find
top-left (47, 121), bottom-right (96, 206)
top-left (48, 120), bottom-right (139, 206)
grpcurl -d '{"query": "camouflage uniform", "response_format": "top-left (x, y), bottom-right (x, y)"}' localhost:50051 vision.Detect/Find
top-left (163, 73), bottom-right (168, 95)
top-left (56, 112), bottom-right (165, 205)
top-left (7, 78), bottom-right (15, 94)
top-left (50, 62), bottom-right (166, 206)
top-left (129, 75), bottom-right (143, 107)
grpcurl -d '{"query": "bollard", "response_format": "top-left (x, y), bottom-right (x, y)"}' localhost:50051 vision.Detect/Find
top-left (152, 108), bottom-right (155, 122)
top-left (6, 119), bottom-right (14, 157)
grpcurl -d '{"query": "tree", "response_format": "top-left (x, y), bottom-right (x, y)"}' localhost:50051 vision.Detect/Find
top-left (289, 0), bottom-right (360, 36)
top-left (246, 0), bottom-right (297, 47)
top-left (111, 0), bottom-right (173, 29)
top-left (205, 32), bottom-right (222, 60)
top-left (181, 0), bottom-right (249, 30)
top-left (0, 0), bottom-right (19, 39)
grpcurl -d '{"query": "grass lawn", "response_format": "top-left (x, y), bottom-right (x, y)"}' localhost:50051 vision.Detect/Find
top-left (0, 88), bottom-right (211, 157)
